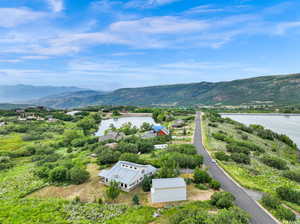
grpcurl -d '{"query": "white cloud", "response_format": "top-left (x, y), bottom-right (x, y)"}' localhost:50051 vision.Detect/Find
top-left (47, 0), bottom-right (64, 12)
top-left (125, 0), bottom-right (180, 9)
top-left (0, 8), bottom-right (45, 28)
top-left (110, 16), bottom-right (209, 34)
top-left (184, 5), bottom-right (225, 14)
top-left (21, 56), bottom-right (51, 60)
top-left (275, 21), bottom-right (300, 35)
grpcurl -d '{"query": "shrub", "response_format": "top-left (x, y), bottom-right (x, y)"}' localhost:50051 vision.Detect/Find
top-left (282, 170), bottom-right (300, 183)
top-left (119, 153), bottom-right (141, 163)
top-left (195, 184), bottom-right (209, 190)
top-left (209, 179), bottom-right (221, 190)
top-left (231, 153), bottom-right (251, 164)
top-left (96, 148), bottom-right (120, 165)
top-left (193, 168), bottom-right (211, 184)
top-left (261, 193), bottom-right (280, 209)
top-left (69, 167), bottom-right (90, 184)
top-left (276, 186), bottom-right (300, 204)
top-left (212, 132), bottom-right (227, 141)
top-left (132, 195), bottom-right (140, 205)
top-left (34, 166), bottom-right (50, 179)
top-left (226, 143), bottom-right (250, 155)
top-left (49, 166), bottom-right (68, 183)
top-left (168, 144), bottom-right (197, 155)
top-left (184, 178), bottom-right (193, 185)
top-left (142, 175), bottom-right (152, 192)
top-left (106, 181), bottom-right (120, 201)
top-left (211, 192), bottom-right (235, 209)
top-left (261, 155), bottom-right (288, 170)
top-left (276, 206), bottom-right (296, 221)
top-left (209, 207), bottom-right (250, 224)
top-left (214, 151), bottom-right (230, 161)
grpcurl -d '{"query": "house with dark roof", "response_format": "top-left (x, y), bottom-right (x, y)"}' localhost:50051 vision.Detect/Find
top-left (98, 131), bottom-right (125, 142)
top-left (99, 161), bottom-right (157, 192)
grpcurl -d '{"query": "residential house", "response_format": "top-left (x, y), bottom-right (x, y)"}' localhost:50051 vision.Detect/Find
top-left (152, 125), bottom-right (169, 136)
top-left (151, 178), bottom-right (187, 203)
top-left (99, 161), bottom-right (157, 192)
top-left (172, 120), bottom-right (185, 128)
top-left (98, 131), bottom-right (125, 142)
top-left (141, 131), bottom-right (157, 139)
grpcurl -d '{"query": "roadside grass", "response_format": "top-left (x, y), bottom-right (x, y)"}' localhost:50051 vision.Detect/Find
top-left (201, 113), bottom-right (300, 215)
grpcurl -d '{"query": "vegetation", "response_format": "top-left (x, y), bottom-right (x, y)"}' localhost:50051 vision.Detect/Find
top-left (202, 111), bottom-right (300, 221)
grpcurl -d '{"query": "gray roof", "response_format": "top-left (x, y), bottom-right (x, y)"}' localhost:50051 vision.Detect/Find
top-left (152, 178), bottom-right (186, 189)
top-left (98, 131), bottom-right (125, 142)
top-left (99, 161), bottom-right (157, 185)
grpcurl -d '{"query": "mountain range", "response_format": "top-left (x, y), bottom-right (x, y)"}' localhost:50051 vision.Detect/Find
top-left (0, 84), bottom-right (83, 103)
top-left (30, 73), bottom-right (300, 109)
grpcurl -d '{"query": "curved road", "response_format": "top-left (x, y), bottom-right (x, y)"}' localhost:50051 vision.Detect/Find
top-left (194, 112), bottom-right (279, 224)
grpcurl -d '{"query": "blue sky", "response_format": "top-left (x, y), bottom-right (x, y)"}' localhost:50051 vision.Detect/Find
top-left (1, 0), bottom-right (300, 90)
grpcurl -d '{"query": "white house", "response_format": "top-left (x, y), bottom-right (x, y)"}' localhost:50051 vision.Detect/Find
top-left (154, 144), bottom-right (168, 150)
top-left (98, 161), bottom-right (157, 192)
top-left (151, 178), bottom-right (187, 203)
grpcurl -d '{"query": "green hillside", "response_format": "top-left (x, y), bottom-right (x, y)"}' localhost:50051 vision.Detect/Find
top-left (36, 73), bottom-right (300, 108)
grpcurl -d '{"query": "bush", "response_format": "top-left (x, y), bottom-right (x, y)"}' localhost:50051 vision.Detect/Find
top-left (209, 207), bottom-right (250, 224)
top-left (195, 184), bottom-right (209, 190)
top-left (276, 206), bottom-right (296, 221)
top-left (184, 178), bottom-right (193, 185)
top-left (282, 170), bottom-right (300, 183)
top-left (226, 143), bottom-right (250, 155)
top-left (214, 151), bottom-right (230, 161)
top-left (212, 132), bottom-right (227, 141)
top-left (142, 175), bottom-right (152, 192)
top-left (231, 153), bottom-right (251, 164)
top-left (168, 144), bottom-right (197, 155)
top-left (261, 155), bottom-right (288, 170)
top-left (261, 193), bottom-right (280, 209)
top-left (96, 148), bottom-right (121, 165)
top-left (34, 166), bottom-right (50, 179)
top-left (49, 166), bottom-right (68, 183)
top-left (69, 167), bottom-right (90, 184)
top-left (193, 168), bottom-right (211, 184)
top-left (276, 186), bottom-right (300, 204)
top-left (209, 179), bottom-right (221, 190)
top-left (132, 195), bottom-right (140, 205)
top-left (211, 192), bottom-right (235, 209)
top-left (106, 181), bottom-right (120, 201)
top-left (119, 153), bottom-right (141, 163)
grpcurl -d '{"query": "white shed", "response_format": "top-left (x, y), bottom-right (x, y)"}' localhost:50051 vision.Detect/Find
top-left (151, 178), bottom-right (187, 203)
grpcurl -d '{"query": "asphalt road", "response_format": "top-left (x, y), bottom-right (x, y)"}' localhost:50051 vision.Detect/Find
top-left (193, 112), bottom-right (278, 224)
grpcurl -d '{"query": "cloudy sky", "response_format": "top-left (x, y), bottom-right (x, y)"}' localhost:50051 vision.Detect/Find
top-left (1, 0), bottom-right (300, 90)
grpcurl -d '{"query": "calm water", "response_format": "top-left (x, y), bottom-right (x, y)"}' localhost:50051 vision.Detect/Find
top-left (221, 114), bottom-right (300, 147)
top-left (95, 116), bottom-right (158, 136)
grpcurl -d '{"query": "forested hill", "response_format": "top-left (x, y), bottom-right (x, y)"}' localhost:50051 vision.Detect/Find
top-left (35, 73), bottom-right (300, 108)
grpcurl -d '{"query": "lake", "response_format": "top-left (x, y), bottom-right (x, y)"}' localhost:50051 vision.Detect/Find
top-left (221, 114), bottom-right (300, 148)
top-left (95, 116), bottom-right (158, 136)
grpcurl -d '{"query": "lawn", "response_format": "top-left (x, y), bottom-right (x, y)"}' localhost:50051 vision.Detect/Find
top-left (0, 133), bottom-right (28, 152)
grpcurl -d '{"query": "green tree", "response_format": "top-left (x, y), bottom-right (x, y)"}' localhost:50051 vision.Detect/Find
top-left (157, 159), bottom-right (179, 178)
top-left (194, 168), bottom-right (211, 184)
top-left (63, 129), bottom-right (84, 146)
top-left (106, 181), bottom-right (120, 201)
top-left (132, 194), bottom-right (140, 205)
top-left (69, 167), bottom-right (90, 184)
top-left (142, 175), bottom-right (152, 192)
top-left (49, 166), bottom-right (68, 183)
top-left (77, 116), bottom-right (96, 135)
top-left (211, 192), bottom-right (235, 209)
top-left (119, 153), bottom-right (141, 163)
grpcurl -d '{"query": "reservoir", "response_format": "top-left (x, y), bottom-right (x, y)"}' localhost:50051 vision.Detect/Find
top-left (221, 114), bottom-right (300, 147)
top-left (95, 116), bottom-right (158, 136)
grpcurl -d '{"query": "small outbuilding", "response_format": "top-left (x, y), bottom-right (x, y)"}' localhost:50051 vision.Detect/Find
top-left (151, 178), bottom-right (187, 203)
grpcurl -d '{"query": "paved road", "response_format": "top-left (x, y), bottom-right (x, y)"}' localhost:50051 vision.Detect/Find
top-left (194, 112), bottom-right (278, 224)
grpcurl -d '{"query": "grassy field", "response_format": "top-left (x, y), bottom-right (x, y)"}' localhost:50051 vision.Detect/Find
top-left (201, 112), bottom-right (300, 218)
top-left (0, 133), bottom-right (29, 152)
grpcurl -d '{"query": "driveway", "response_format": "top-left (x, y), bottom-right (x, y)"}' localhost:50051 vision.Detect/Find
top-left (194, 112), bottom-right (279, 224)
